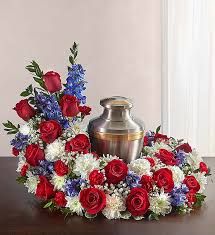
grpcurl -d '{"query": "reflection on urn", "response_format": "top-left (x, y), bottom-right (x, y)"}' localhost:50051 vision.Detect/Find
top-left (87, 96), bottom-right (144, 163)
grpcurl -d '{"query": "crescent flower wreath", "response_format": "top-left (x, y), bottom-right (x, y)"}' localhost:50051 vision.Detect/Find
top-left (3, 43), bottom-right (211, 220)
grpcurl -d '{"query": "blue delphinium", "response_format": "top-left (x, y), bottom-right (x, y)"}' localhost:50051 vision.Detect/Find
top-left (170, 184), bottom-right (189, 206)
top-left (10, 133), bottom-right (29, 150)
top-left (175, 150), bottom-right (187, 167)
top-left (64, 64), bottom-right (86, 104)
top-left (32, 160), bottom-right (54, 176)
top-left (35, 92), bottom-right (69, 128)
top-left (65, 178), bottom-right (86, 197)
top-left (125, 171), bottom-right (141, 188)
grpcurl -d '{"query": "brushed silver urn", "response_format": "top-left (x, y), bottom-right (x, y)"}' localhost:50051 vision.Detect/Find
top-left (87, 96), bottom-right (144, 163)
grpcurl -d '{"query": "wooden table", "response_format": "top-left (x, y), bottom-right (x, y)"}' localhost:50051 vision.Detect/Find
top-left (0, 157), bottom-right (214, 235)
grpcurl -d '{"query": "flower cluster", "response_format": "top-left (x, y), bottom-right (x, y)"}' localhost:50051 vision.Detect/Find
top-left (3, 44), bottom-right (210, 221)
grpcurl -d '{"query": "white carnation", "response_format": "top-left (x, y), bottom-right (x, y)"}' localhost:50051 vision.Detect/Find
top-left (66, 196), bottom-right (83, 216)
top-left (193, 172), bottom-right (207, 193)
top-left (19, 124), bottom-right (31, 135)
top-left (24, 171), bottom-right (39, 194)
top-left (16, 157), bottom-right (26, 173)
top-left (169, 166), bottom-right (185, 186)
top-left (50, 173), bottom-right (66, 191)
top-left (149, 190), bottom-right (172, 216)
top-left (187, 150), bottom-right (203, 170)
top-left (45, 139), bottom-right (65, 161)
top-left (128, 158), bottom-right (151, 176)
top-left (102, 195), bottom-right (126, 219)
top-left (73, 153), bottom-right (100, 178)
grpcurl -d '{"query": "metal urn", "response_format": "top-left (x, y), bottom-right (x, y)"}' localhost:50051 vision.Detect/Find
top-left (87, 96), bottom-right (144, 163)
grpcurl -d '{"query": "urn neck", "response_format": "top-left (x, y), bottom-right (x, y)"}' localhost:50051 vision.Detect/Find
top-left (101, 108), bottom-right (132, 121)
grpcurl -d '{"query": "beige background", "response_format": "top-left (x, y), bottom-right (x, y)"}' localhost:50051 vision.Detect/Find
top-left (0, 0), bottom-right (161, 156)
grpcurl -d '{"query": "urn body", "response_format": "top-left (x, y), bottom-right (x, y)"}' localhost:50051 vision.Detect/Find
top-left (87, 96), bottom-right (144, 163)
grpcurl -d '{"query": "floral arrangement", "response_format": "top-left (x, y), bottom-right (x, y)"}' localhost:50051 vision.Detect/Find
top-left (3, 43), bottom-right (210, 220)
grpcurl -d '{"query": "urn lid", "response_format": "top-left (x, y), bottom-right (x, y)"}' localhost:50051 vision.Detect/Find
top-left (88, 96), bottom-right (144, 135)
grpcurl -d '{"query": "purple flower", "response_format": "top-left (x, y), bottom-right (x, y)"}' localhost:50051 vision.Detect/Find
top-left (65, 178), bottom-right (86, 197)
top-left (170, 184), bottom-right (189, 206)
top-left (175, 150), bottom-right (187, 167)
top-left (125, 171), bottom-right (141, 188)
top-left (10, 133), bottom-right (29, 150)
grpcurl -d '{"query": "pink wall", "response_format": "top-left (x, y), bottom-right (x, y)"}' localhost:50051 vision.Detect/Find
top-left (0, 0), bottom-right (161, 156)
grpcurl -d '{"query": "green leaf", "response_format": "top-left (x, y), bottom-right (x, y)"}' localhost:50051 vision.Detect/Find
top-left (156, 125), bottom-right (161, 134)
top-left (16, 176), bottom-right (27, 184)
top-left (33, 77), bottom-right (45, 88)
top-left (69, 55), bottom-right (75, 65)
top-left (148, 212), bottom-right (159, 221)
top-left (194, 193), bottom-right (206, 207)
top-left (3, 120), bottom-right (19, 134)
top-left (43, 200), bottom-right (53, 208)
top-left (20, 90), bottom-right (30, 97)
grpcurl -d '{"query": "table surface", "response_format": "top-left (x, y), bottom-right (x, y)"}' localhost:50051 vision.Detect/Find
top-left (0, 157), bottom-right (214, 235)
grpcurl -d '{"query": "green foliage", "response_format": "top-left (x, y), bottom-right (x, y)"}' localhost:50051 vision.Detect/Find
top-left (148, 212), bottom-right (159, 221)
top-left (20, 84), bottom-right (33, 97)
top-left (26, 61), bottom-right (45, 89)
top-left (43, 200), bottom-right (53, 208)
top-left (194, 193), bottom-right (206, 207)
top-left (69, 42), bottom-right (78, 65)
top-left (3, 120), bottom-right (20, 135)
top-left (61, 207), bottom-right (73, 219)
top-left (16, 176), bottom-right (27, 184)
top-left (155, 125), bottom-right (161, 134)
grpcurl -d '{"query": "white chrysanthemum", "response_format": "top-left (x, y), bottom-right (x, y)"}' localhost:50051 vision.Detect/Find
top-left (16, 157), bottom-right (26, 173)
top-left (149, 190), bottom-right (172, 216)
top-left (193, 172), bottom-right (207, 193)
top-left (50, 173), bottom-right (66, 191)
top-left (73, 153), bottom-right (100, 178)
top-left (169, 166), bottom-right (185, 186)
top-left (187, 150), bottom-right (203, 170)
top-left (66, 196), bottom-right (83, 216)
top-left (45, 139), bottom-right (65, 161)
top-left (144, 142), bottom-right (172, 155)
top-left (19, 124), bottom-right (31, 135)
top-left (24, 171), bottom-right (39, 194)
top-left (128, 158), bottom-right (151, 176)
top-left (102, 154), bottom-right (119, 164)
top-left (102, 195), bottom-right (126, 219)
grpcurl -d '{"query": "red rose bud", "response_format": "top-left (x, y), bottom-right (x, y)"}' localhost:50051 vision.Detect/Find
top-left (186, 190), bottom-right (197, 207)
top-left (25, 144), bottom-right (45, 166)
top-left (156, 149), bottom-right (176, 166)
top-left (40, 120), bottom-right (62, 144)
top-left (20, 164), bottom-right (29, 177)
top-left (199, 162), bottom-right (209, 174)
top-left (145, 157), bottom-right (155, 167)
top-left (153, 168), bottom-right (174, 193)
top-left (36, 176), bottom-right (54, 200)
top-left (126, 188), bottom-right (150, 216)
top-left (104, 159), bottom-right (128, 184)
top-left (12, 147), bottom-right (19, 157)
top-left (79, 187), bottom-right (106, 215)
top-left (43, 71), bottom-right (62, 93)
top-left (54, 160), bottom-right (69, 176)
top-left (154, 133), bottom-right (168, 141)
top-left (183, 175), bottom-right (200, 193)
top-left (89, 170), bottom-right (105, 186)
top-left (140, 175), bottom-right (153, 192)
top-left (65, 134), bottom-right (91, 153)
top-left (14, 99), bottom-right (36, 121)
top-left (143, 136), bottom-right (149, 146)
top-left (79, 106), bottom-right (91, 116)
top-left (175, 143), bottom-right (192, 153)
top-left (54, 191), bottom-right (67, 207)
top-left (60, 95), bottom-right (80, 117)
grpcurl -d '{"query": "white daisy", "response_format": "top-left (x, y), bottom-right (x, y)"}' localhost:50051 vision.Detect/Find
top-left (128, 158), bottom-right (151, 176)
top-left (65, 196), bottom-right (83, 216)
top-left (45, 139), bottom-right (65, 161)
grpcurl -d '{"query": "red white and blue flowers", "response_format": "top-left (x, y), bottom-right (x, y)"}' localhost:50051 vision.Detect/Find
top-left (3, 43), bottom-right (210, 220)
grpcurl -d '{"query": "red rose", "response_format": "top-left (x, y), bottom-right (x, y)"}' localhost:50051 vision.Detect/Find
top-left (154, 133), bottom-right (168, 141)
top-left (79, 187), bottom-right (106, 215)
top-left (126, 188), bottom-right (150, 216)
top-left (12, 147), bottom-right (19, 157)
top-left (105, 159), bottom-right (128, 184)
top-left (43, 71), bottom-right (62, 93)
top-left (54, 191), bottom-right (67, 207)
top-left (25, 144), bottom-right (45, 166)
top-left (40, 120), bottom-right (62, 144)
top-left (54, 160), bottom-right (68, 176)
top-left (65, 134), bottom-right (91, 153)
top-left (146, 157), bottom-right (155, 167)
top-left (183, 175), bottom-right (200, 193)
top-left (79, 106), bottom-right (91, 116)
top-left (36, 176), bottom-right (54, 200)
top-left (156, 149), bottom-right (176, 166)
top-left (186, 190), bottom-right (197, 207)
top-left (14, 99), bottom-right (36, 121)
top-left (20, 164), bottom-right (29, 176)
top-left (144, 136), bottom-right (149, 146)
top-left (153, 168), bottom-right (174, 193)
top-left (60, 95), bottom-right (80, 117)
top-left (89, 170), bottom-right (105, 186)
top-left (140, 175), bottom-right (153, 192)
top-left (199, 162), bottom-right (209, 174)
top-left (176, 143), bottom-right (192, 153)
